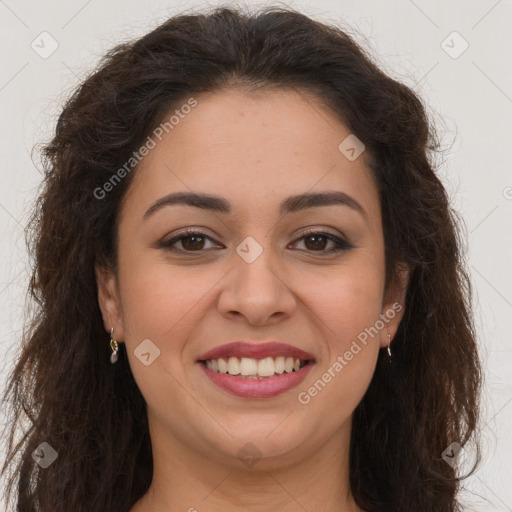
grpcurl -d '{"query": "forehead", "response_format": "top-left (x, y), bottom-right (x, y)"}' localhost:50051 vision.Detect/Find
top-left (121, 87), bottom-right (380, 224)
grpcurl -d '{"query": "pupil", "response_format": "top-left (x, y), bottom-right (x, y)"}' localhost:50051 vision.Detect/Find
top-left (184, 235), bottom-right (203, 250)
top-left (306, 235), bottom-right (325, 250)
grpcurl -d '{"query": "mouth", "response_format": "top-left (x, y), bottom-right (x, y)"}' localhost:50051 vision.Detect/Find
top-left (196, 341), bottom-right (316, 398)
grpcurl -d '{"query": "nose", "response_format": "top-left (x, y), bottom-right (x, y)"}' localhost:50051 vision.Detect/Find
top-left (217, 242), bottom-right (297, 326)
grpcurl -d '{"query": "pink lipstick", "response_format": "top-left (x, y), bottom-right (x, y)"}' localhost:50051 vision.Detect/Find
top-left (197, 341), bottom-right (315, 399)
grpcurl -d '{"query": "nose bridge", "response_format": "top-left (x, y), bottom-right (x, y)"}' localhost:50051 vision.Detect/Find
top-left (218, 232), bottom-right (295, 324)
top-left (234, 233), bottom-right (283, 293)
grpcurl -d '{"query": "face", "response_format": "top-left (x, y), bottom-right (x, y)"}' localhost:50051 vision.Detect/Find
top-left (97, 87), bottom-right (407, 470)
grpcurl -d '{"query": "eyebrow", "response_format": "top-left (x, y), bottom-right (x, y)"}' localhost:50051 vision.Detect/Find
top-left (143, 190), bottom-right (367, 220)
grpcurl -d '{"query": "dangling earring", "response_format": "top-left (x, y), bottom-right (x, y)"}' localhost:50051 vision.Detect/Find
top-left (110, 327), bottom-right (119, 364)
top-left (387, 333), bottom-right (392, 361)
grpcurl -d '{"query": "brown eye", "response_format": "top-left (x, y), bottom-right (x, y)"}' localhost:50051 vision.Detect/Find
top-left (180, 234), bottom-right (207, 251)
top-left (292, 231), bottom-right (353, 253)
top-left (303, 233), bottom-right (329, 251)
top-left (159, 229), bottom-right (353, 254)
top-left (160, 230), bottom-right (220, 252)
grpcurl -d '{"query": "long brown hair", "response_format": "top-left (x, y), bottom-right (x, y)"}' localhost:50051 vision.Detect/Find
top-left (1, 5), bottom-right (482, 511)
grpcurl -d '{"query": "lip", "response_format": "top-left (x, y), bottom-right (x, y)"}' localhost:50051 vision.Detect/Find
top-left (198, 360), bottom-right (315, 399)
top-left (196, 341), bottom-right (316, 399)
top-left (197, 341), bottom-right (315, 362)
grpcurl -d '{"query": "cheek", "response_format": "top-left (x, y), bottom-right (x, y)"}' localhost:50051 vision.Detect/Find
top-left (116, 259), bottom-right (210, 409)
top-left (119, 265), bottom-right (209, 342)
top-left (298, 261), bottom-right (384, 408)
top-left (116, 250), bottom-right (232, 386)
top-left (306, 262), bottom-right (385, 350)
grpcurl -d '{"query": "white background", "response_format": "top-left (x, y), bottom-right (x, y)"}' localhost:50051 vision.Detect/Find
top-left (0, 1), bottom-right (511, 510)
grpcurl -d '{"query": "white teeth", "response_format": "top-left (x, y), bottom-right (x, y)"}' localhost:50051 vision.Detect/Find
top-left (240, 357), bottom-right (258, 375)
top-left (258, 357), bottom-right (275, 377)
top-left (218, 357), bottom-right (228, 373)
top-left (274, 356), bottom-right (285, 374)
top-left (227, 356), bottom-right (240, 375)
top-left (204, 355), bottom-right (308, 378)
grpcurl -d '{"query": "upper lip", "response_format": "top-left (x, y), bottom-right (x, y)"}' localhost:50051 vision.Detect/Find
top-left (197, 341), bottom-right (315, 362)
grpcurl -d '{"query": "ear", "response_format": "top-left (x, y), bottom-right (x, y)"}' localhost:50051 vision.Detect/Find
top-left (379, 263), bottom-right (410, 348)
top-left (95, 264), bottom-right (125, 340)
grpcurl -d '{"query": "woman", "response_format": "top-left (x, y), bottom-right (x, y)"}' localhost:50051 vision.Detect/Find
top-left (1, 5), bottom-right (482, 512)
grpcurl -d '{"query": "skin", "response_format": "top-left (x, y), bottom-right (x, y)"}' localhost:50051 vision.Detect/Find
top-left (96, 87), bottom-right (408, 512)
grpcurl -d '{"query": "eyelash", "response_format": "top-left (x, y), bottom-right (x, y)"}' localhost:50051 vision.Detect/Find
top-left (160, 227), bottom-right (353, 254)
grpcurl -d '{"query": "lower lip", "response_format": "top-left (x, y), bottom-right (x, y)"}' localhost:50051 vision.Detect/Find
top-left (198, 361), bottom-right (314, 399)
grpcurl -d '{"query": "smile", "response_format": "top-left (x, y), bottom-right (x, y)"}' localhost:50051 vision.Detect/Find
top-left (196, 341), bottom-right (316, 398)
top-left (198, 358), bottom-right (314, 398)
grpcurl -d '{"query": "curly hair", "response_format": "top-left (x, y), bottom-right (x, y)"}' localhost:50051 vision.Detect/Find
top-left (1, 5), bottom-right (481, 511)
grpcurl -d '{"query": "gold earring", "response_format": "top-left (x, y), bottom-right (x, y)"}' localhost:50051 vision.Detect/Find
top-left (387, 333), bottom-right (392, 359)
top-left (110, 327), bottom-right (119, 364)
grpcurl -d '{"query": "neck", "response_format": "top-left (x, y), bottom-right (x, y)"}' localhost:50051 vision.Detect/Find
top-left (131, 417), bottom-right (361, 512)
